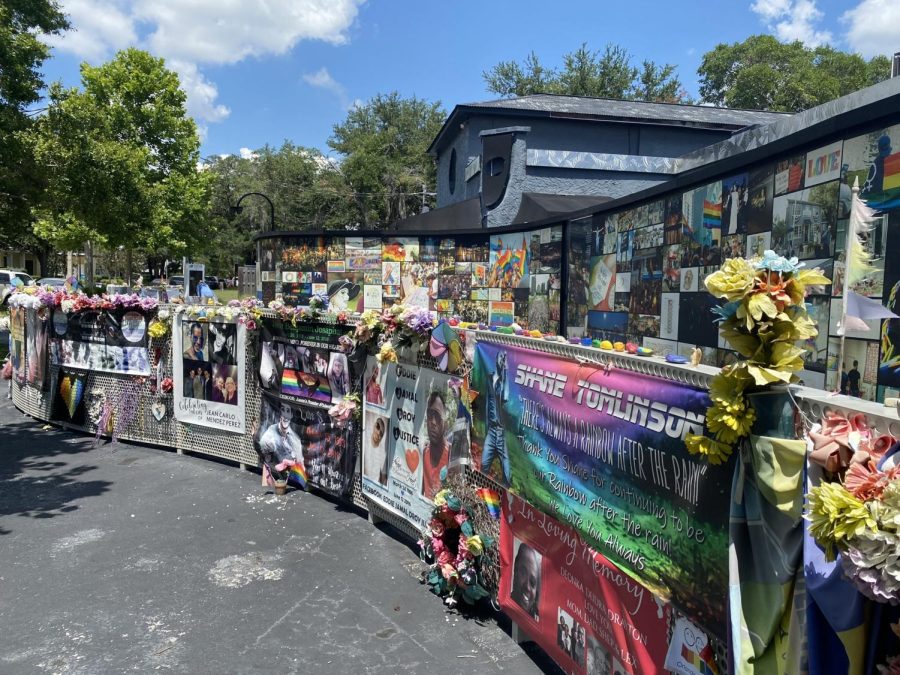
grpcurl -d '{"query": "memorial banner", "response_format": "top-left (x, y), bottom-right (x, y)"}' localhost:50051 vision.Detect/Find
top-left (255, 318), bottom-right (361, 496)
top-left (173, 314), bottom-right (246, 433)
top-left (361, 356), bottom-right (469, 529)
top-left (10, 305), bottom-right (25, 383)
top-left (25, 308), bottom-right (48, 389)
top-left (500, 494), bottom-right (670, 675)
top-left (257, 319), bottom-right (353, 408)
top-left (49, 307), bottom-right (151, 375)
top-left (471, 341), bottom-right (733, 635)
top-left (254, 391), bottom-right (357, 497)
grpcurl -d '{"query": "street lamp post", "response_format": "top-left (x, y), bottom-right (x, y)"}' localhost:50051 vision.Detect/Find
top-left (229, 192), bottom-right (276, 300)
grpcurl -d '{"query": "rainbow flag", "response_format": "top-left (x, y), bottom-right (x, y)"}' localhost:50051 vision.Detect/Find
top-left (281, 369), bottom-right (301, 396)
top-left (702, 199), bottom-right (722, 228)
top-left (287, 462), bottom-right (308, 489)
top-left (476, 488), bottom-right (501, 520)
top-left (884, 151), bottom-right (900, 192)
top-left (681, 643), bottom-right (717, 675)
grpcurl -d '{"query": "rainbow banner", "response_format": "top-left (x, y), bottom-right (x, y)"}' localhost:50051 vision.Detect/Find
top-left (884, 151), bottom-right (900, 192)
top-left (281, 369), bottom-right (302, 396)
top-left (287, 462), bottom-right (308, 489)
top-left (475, 487), bottom-right (501, 520)
top-left (702, 199), bottom-right (722, 228)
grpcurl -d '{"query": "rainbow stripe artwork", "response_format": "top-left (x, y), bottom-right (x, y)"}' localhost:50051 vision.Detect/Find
top-left (476, 487), bottom-right (502, 520)
top-left (281, 369), bottom-right (302, 397)
top-left (287, 462), bottom-right (308, 489)
top-left (883, 151), bottom-right (900, 192)
top-left (702, 199), bottom-right (722, 228)
top-left (680, 643), bottom-right (718, 675)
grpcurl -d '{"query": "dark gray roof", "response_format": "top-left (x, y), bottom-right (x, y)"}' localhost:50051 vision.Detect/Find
top-left (428, 94), bottom-right (790, 154)
top-left (466, 94), bottom-right (789, 126)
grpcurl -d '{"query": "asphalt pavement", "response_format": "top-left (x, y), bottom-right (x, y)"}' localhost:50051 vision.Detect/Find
top-left (0, 395), bottom-right (556, 674)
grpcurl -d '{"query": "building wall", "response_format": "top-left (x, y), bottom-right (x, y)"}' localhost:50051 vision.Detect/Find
top-left (0, 250), bottom-right (41, 277)
top-left (434, 113), bottom-right (744, 228)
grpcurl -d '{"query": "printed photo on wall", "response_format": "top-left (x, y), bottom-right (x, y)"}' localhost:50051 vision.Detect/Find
top-left (775, 154), bottom-right (806, 196)
top-left (843, 123), bottom-right (900, 210)
top-left (771, 181), bottom-right (838, 260)
top-left (588, 255), bottom-right (615, 311)
top-left (745, 165), bottom-right (775, 234)
top-left (722, 173), bottom-right (749, 235)
top-left (511, 539), bottom-right (542, 622)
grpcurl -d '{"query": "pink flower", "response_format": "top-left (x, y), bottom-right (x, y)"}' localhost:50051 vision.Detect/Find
top-left (431, 538), bottom-right (445, 555)
top-left (429, 518), bottom-right (445, 537)
top-left (454, 512), bottom-right (468, 526)
top-left (437, 550), bottom-right (453, 566)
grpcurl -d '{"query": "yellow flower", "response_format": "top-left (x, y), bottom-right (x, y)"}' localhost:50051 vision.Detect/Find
top-left (705, 258), bottom-right (756, 301)
top-left (465, 535), bottom-right (485, 557)
top-left (806, 482), bottom-right (877, 561)
top-left (684, 434), bottom-right (733, 465)
top-left (147, 320), bottom-right (169, 339)
top-left (433, 490), bottom-right (449, 507)
top-left (376, 342), bottom-right (398, 363)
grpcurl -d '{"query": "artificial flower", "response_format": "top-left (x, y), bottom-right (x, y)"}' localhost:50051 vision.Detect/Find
top-left (806, 482), bottom-right (877, 560)
top-left (465, 535), bottom-right (485, 557)
top-left (376, 342), bottom-right (398, 363)
top-left (753, 250), bottom-right (805, 273)
top-left (684, 434), bottom-right (733, 465)
top-left (705, 257), bottom-right (757, 301)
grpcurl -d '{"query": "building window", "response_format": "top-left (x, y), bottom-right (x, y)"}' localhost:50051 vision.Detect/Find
top-left (486, 156), bottom-right (505, 177)
top-left (449, 148), bottom-right (457, 195)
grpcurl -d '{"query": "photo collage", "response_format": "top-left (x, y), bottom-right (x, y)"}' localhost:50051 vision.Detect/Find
top-left (259, 226), bottom-right (564, 334)
top-left (181, 320), bottom-right (240, 405)
top-left (568, 122), bottom-right (900, 402)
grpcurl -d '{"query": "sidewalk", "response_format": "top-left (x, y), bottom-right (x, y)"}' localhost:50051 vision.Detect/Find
top-left (0, 397), bottom-right (554, 674)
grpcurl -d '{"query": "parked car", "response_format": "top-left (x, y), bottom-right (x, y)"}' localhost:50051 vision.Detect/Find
top-left (37, 277), bottom-right (66, 287)
top-left (169, 276), bottom-right (184, 287)
top-left (206, 275), bottom-right (219, 290)
top-left (0, 270), bottom-right (35, 305)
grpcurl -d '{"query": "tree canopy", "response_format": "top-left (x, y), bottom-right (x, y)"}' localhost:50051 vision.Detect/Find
top-left (0, 0), bottom-right (69, 252)
top-left (697, 35), bottom-right (892, 112)
top-left (483, 43), bottom-right (689, 103)
top-left (328, 92), bottom-right (446, 227)
top-left (33, 48), bottom-right (210, 278)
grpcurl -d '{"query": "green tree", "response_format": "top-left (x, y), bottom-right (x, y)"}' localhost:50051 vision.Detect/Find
top-left (328, 92), bottom-right (445, 228)
top-left (0, 0), bottom-right (69, 266)
top-left (33, 49), bottom-right (210, 284)
top-left (697, 35), bottom-right (891, 112)
top-left (483, 43), bottom-right (690, 102)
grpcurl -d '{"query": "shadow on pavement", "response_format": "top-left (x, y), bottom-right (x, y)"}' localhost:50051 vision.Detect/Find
top-left (0, 416), bottom-right (112, 535)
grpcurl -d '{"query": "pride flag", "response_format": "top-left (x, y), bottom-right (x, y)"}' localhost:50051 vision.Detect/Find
top-left (287, 462), bottom-right (308, 489)
top-left (476, 487), bottom-right (501, 520)
top-left (281, 369), bottom-right (302, 396)
top-left (702, 199), bottom-right (722, 228)
top-left (680, 643), bottom-right (717, 675)
top-left (883, 151), bottom-right (900, 192)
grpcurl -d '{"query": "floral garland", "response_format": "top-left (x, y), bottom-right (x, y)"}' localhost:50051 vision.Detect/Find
top-left (684, 251), bottom-right (829, 464)
top-left (8, 288), bottom-right (158, 312)
top-left (419, 488), bottom-right (495, 607)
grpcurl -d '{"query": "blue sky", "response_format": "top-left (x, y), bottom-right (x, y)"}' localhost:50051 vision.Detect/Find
top-left (40, 1), bottom-right (900, 160)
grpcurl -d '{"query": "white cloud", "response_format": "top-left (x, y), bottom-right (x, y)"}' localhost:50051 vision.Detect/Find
top-left (45, 0), bottom-right (136, 62)
top-left (170, 60), bottom-right (230, 123)
top-left (134, 0), bottom-right (363, 65)
top-left (44, 0), bottom-right (365, 126)
top-left (751, 0), bottom-right (833, 46)
top-left (842, 0), bottom-right (900, 58)
top-left (302, 66), bottom-right (351, 108)
top-left (239, 148), bottom-right (258, 160)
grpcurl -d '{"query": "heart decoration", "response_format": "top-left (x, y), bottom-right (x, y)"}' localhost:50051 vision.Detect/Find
top-left (59, 372), bottom-right (85, 418)
top-left (151, 401), bottom-right (166, 422)
top-left (405, 448), bottom-right (420, 474)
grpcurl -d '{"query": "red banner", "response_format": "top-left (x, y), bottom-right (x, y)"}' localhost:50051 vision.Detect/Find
top-left (500, 494), bottom-right (670, 675)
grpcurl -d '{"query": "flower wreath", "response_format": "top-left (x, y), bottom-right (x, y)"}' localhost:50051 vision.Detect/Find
top-left (420, 488), bottom-right (495, 608)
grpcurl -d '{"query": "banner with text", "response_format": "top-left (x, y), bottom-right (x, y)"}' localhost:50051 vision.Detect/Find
top-left (257, 318), bottom-right (354, 408)
top-left (173, 314), bottom-right (246, 433)
top-left (500, 494), bottom-right (670, 675)
top-left (49, 307), bottom-right (151, 376)
top-left (361, 356), bottom-right (469, 530)
top-left (472, 341), bottom-right (733, 635)
top-left (254, 391), bottom-right (358, 496)
top-left (255, 318), bottom-right (361, 496)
